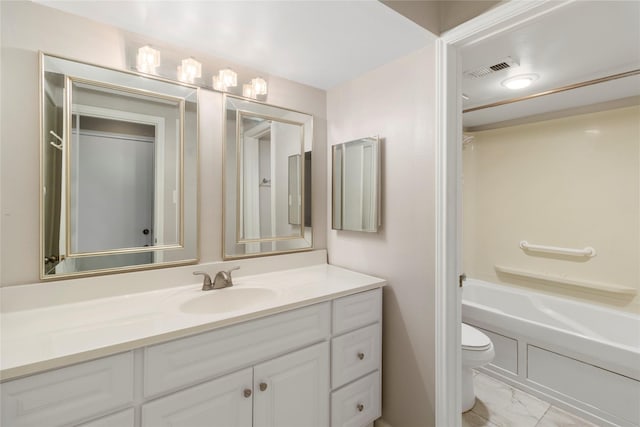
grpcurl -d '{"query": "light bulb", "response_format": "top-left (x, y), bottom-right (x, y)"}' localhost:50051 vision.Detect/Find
top-left (137, 45), bottom-right (160, 74)
top-left (212, 75), bottom-right (227, 91)
top-left (219, 68), bottom-right (238, 88)
top-left (251, 77), bottom-right (268, 96)
top-left (181, 57), bottom-right (202, 81)
top-left (243, 83), bottom-right (256, 99)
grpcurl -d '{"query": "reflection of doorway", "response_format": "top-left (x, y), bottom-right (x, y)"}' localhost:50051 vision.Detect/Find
top-left (73, 124), bottom-right (154, 256)
top-left (68, 105), bottom-right (165, 266)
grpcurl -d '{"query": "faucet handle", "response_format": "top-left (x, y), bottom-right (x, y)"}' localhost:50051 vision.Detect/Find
top-left (193, 271), bottom-right (213, 291)
top-left (225, 266), bottom-right (240, 286)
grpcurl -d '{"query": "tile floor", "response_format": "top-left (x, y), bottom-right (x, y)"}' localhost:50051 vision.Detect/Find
top-left (462, 371), bottom-right (600, 427)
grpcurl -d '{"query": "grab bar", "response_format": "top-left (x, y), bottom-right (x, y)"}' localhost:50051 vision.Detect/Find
top-left (519, 241), bottom-right (596, 257)
top-left (494, 265), bottom-right (636, 295)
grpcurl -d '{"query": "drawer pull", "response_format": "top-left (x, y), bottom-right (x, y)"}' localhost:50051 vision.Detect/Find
top-left (243, 388), bottom-right (252, 398)
top-left (357, 403), bottom-right (364, 412)
top-left (357, 352), bottom-right (365, 360)
top-left (259, 382), bottom-right (268, 391)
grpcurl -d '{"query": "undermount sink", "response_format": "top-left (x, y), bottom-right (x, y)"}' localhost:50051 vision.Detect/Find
top-left (180, 287), bottom-right (278, 314)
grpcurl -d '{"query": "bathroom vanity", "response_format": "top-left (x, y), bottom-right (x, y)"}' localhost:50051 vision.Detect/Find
top-left (1, 263), bottom-right (384, 427)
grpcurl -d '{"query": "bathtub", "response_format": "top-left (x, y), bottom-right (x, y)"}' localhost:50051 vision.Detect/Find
top-left (462, 278), bottom-right (640, 427)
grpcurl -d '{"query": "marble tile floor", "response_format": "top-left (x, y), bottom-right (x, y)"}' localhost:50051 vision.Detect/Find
top-left (462, 371), bottom-right (600, 427)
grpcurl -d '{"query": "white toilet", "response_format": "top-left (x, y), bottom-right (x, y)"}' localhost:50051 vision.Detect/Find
top-left (461, 323), bottom-right (495, 412)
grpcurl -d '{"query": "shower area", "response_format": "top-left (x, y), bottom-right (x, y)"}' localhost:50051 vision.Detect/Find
top-left (458, 2), bottom-right (640, 426)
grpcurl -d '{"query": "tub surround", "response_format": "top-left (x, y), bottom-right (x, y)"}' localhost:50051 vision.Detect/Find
top-left (0, 250), bottom-right (385, 381)
top-left (463, 105), bottom-right (640, 313)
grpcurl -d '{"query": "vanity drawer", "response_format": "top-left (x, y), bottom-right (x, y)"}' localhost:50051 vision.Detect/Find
top-left (331, 370), bottom-right (381, 427)
top-left (333, 289), bottom-right (382, 335)
top-left (144, 302), bottom-right (330, 396)
top-left (1, 352), bottom-right (134, 427)
top-left (331, 323), bottom-right (381, 388)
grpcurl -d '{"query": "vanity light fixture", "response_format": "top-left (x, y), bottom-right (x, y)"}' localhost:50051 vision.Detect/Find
top-left (136, 45), bottom-right (160, 74)
top-left (178, 57), bottom-right (202, 83)
top-left (242, 83), bottom-right (256, 99)
top-left (251, 77), bottom-right (268, 96)
top-left (501, 73), bottom-right (538, 90)
top-left (212, 75), bottom-right (227, 91)
top-left (219, 68), bottom-right (238, 88)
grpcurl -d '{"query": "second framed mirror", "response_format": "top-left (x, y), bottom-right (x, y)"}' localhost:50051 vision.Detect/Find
top-left (223, 95), bottom-right (313, 258)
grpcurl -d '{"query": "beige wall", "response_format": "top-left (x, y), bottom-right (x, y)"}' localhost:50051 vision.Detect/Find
top-left (327, 46), bottom-right (437, 426)
top-left (464, 105), bottom-right (640, 313)
top-left (0, 1), bottom-right (327, 286)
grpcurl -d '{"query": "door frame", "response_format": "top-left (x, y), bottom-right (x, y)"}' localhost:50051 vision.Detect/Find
top-left (434, 1), bottom-right (573, 425)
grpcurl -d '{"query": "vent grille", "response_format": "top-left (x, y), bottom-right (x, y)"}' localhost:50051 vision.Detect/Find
top-left (490, 62), bottom-right (511, 71)
top-left (464, 57), bottom-right (519, 79)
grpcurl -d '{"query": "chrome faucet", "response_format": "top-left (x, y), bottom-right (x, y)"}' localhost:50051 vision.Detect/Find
top-left (193, 267), bottom-right (240, 291)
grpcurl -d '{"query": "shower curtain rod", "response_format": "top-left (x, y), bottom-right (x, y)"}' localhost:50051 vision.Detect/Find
top-left (463, 68), bottom-right (640, 114)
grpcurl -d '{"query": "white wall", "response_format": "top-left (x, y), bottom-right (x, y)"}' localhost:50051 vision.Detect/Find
top-left (327, 46), bottom-right (437, 426)
top-left (463, 105), bottom-right (640, 312)
top-left (0, 1), bottom-right (326, 286)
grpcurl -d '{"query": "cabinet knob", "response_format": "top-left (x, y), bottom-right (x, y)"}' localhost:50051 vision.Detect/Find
top-left (357, 403), bottom-right (364, 412)
top-left (357, 352), bottom-right (365, 360)
top-left (243, 388), bottom-right (252, 398)
top-left (259, 382), bottom-right (268, 391)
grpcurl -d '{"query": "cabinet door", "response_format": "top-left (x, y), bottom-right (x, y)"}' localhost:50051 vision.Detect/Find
top-left (76, 409), bottom-right (135, 427)
top-left (141, 368), bottom-right (253, 427)
top-left (253, 342), bottom-right (329, 427)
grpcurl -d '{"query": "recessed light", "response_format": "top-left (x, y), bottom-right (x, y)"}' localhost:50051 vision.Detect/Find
top-left (501, 74), bottom-right (538, 90)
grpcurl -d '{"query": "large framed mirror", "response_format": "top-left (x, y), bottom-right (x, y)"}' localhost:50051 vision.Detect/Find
top-left (332, 136), bottom-right (381, 232)
top-left (40, 53), bottom-right (199, 279)
top-left (224, 95), bottom-right (313, 258)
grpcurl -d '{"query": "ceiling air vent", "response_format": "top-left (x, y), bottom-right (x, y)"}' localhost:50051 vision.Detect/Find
top-left (464, 57), bottom-right (519, 79)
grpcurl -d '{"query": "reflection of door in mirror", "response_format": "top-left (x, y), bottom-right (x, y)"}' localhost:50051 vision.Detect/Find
top-left (344, 140), bottom-right (376, 231)
top-left (332, 136), bottom-right (380, 232)
top-left (238, 112), bottom-right (304, 243)
top-left (70, 114), bottom-right (154, 264)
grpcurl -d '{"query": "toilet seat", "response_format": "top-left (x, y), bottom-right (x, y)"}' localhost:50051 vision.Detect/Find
top-left (462, 323), bottom-right (491, 351)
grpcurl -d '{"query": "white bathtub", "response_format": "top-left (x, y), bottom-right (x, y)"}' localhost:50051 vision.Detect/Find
top-left (462, 278), bottom-right (640, 427)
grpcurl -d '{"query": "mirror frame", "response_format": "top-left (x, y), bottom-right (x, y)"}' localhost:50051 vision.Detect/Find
top-left (39, 52), bottom-right (200, 280)
top-left (223, 94), bottom-right (313, 259)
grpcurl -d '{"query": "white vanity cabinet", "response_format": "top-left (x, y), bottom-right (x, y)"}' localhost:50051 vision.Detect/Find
top-left (142, 342), bottom-right (329, 427)
top-left (330, 289), bottom-right (383, 427)
top-left (0, 352), bottom-right (134, 427)
top-left (1, 287), bottom-right (382, 427)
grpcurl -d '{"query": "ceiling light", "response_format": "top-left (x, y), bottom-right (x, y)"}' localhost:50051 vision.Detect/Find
top-left (501, 74), bottom-right (538, 90)
top-left (219, 68), bottom-right (238, 88)
top-left (136, 45), bottom-right (160, 74)
top-left (251, 77), bottom-right (268, 96)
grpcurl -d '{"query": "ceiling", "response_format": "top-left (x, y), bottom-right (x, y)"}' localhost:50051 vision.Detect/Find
top-left (34, 0), bottom-right (435, 90)
top-left (461, 1), bottom-right (640, 129)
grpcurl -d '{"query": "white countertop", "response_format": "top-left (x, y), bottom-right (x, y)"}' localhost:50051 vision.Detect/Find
top-left (0, 264), bottom-right (385, 381)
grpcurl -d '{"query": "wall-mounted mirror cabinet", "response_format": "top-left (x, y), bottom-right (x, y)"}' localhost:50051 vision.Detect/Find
top-left (332, 136), bottom-right (381, 232)
top-left (40, 53), bottom-right (199, 279)
top-left (224, 95), bottom-right (313, 259)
